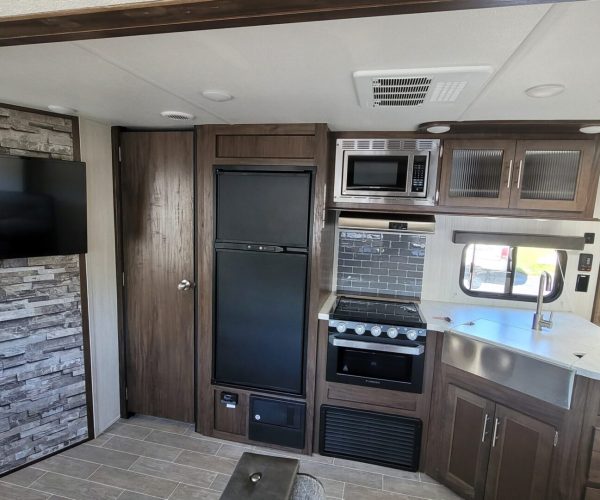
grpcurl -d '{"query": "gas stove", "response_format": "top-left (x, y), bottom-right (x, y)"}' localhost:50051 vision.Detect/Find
top-left (328, 297), bottom-right (427, 341)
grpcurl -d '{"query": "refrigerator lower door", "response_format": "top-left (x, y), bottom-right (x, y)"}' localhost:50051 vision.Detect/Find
top-left (214, 248), bottom-right (307, 394)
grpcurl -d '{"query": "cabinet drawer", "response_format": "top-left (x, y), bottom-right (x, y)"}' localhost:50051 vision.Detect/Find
top-left (589, 428), bottom-right (600, 483)
top-left (327, 384), bottom-right (417, 411)
top-left (214, 390), bottom-right (248, 436)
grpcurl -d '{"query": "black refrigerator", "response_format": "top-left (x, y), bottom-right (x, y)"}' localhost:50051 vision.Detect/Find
top-left (214, 168), bottom-right (312, 395)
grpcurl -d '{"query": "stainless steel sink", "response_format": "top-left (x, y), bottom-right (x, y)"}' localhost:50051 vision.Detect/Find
top-left (442, 331), bottom-right (575, 409)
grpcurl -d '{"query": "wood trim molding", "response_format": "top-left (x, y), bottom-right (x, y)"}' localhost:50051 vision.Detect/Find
top-left (0, 0), bottom-right (576, 47)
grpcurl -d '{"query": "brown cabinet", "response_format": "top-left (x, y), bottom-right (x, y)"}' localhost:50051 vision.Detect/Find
top-left (440, 385), bottom-right (556, 500)
top-left (214, 390), bottom-right (248, 436)
top-left (439, 139), bottom-right (596, 214)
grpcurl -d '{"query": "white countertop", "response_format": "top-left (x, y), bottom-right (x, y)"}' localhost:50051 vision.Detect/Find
top-left (319, 294), bottom-right (600, 380)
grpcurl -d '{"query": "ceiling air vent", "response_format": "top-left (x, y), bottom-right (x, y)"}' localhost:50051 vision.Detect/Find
top-left (353, 66), bottom-right (493, 109)
top-left (160, 110), bottom-right (195, 121)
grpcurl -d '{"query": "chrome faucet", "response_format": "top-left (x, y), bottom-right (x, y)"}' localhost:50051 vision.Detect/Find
top-left (532, 271), bottom-right (553, 331)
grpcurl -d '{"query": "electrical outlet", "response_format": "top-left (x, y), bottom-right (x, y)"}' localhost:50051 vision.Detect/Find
top-left (579, 253), bottom-right (593, 272)
top-left (576, 274), bottom-right (590, 292)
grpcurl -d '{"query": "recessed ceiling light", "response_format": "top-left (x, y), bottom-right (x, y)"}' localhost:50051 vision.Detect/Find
top-left (580, 125), bottom-right (600, 134)
top-left (426, 125), bottom-right (451, 134)
top-left (48, 104), bottom-right (77, 114)
top-left (525, 84), bottom-right (565, 98)
top-left (160, 110), bottom-right (195, 121)
top-left (201, 90), bottom-right (234, 102)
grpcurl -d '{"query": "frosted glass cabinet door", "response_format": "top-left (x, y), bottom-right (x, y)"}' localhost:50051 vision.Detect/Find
top-left (439, 140), bottom-right (516, 208)
top-left (509, 140), bottom-right (595, 212)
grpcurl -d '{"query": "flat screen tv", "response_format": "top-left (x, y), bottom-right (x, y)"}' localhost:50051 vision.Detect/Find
top-left (0, 155), bottom-right (87, 259)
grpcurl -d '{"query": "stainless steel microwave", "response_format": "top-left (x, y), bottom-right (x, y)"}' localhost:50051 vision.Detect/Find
top-left (333, 138), bottom-right (440, 206)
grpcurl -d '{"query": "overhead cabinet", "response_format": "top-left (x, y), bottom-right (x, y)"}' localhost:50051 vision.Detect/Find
top-left (439, 139), bottom-right (596, 213)
top-left (441, 385), bottom-right (556, 500)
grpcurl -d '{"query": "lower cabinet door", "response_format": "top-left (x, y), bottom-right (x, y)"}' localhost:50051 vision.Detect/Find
top-left (484, 404), bottom-right (556, 500)
top-left (443, 385), bottom-right (494, 499)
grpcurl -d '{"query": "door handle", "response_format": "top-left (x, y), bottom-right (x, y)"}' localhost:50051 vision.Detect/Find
top-left (177, 279), bottom-right (194, 291)
top-left (492, 417), bottom-right (501, 447)
top-left (516, 160), bottom-right (523, 189)
top-left (506, 160), bottom-right (513, 188)
top-left (481, 413), bottom-right (491, 443)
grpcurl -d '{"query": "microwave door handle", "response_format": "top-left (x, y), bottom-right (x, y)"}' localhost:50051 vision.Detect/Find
top-left (331, 338), bottom-right (424, 356)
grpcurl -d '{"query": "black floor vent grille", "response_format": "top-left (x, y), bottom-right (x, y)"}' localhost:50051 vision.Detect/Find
top-left (320, 405), bottom-right (422, 471)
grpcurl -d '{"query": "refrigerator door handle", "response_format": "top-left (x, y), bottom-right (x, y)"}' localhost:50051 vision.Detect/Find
top-left (215, 242), bottom-right (285, 252)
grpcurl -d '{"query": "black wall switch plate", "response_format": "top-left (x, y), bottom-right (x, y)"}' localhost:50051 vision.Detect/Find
top-left (579, 253), bottom-right (594, 272)
top-left (576, 274), bottom-right (590, 292)
top-left (585, 233), bottom-right (595, 244)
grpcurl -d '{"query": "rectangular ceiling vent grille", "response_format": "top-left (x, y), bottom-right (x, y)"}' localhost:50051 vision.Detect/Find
top-left (372, 76), bottom-right (431, 107)
top-left (353, 66), bottom-right (493, 111)
top-left (339, 139), bottom-right (438, 152)
top-left (429, 81), bottom-right (468, 103)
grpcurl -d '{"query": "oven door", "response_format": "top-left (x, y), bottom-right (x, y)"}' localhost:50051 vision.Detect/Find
top-left (326, 334), bottom-right (425, 393)
top-left (342, 150), bottom-right (412, 197)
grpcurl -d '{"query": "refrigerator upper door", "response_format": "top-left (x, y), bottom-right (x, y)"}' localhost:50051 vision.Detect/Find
top-left (214, 248), bottom-right (307, 394)
top-left (216, 170), bottom-right (311, 247)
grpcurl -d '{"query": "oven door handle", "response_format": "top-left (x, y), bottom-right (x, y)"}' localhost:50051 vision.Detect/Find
top-left (331, 338), bottom-right (424, 356)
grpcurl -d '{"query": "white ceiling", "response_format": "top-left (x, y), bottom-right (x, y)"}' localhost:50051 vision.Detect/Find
top-left (1, 1), bottom-right (599, 130)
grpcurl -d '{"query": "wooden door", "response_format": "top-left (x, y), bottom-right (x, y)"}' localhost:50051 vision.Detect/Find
top-left (484, 404), bottom-right (556, 500)
top-left (439, 140), bottom-right (516, 209)
top-left (442, 384), bottom-right (495, 499)
top-left (509, 140), bottom-right (596, 212)
top-left (120, 131), bottom-right (195, 422)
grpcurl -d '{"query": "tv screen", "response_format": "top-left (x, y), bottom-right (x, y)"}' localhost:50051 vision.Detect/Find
top-left (0, 155), bottom-right (87, 259)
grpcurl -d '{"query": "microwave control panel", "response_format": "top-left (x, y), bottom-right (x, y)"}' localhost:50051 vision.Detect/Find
top-left (411, 155), bottom-right (428, 193)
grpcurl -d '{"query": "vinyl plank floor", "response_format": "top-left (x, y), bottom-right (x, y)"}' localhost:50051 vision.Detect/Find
top-left (30, 471), bottom-right (123, 500)
top-left (6, 414), bottom-right (456, 500)
top-left (0, 466), bottom-right (46, 487)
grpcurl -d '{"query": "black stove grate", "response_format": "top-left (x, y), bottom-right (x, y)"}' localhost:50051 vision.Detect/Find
top-left (331, 297), bottom-right (425, 327)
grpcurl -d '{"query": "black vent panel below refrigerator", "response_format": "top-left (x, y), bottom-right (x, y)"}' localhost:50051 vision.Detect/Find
top-left (320, 406), bottom-right (422, 471)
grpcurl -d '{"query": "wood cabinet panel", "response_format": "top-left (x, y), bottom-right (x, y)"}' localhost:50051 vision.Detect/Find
top-left (438, 140), bottom-right (515, 209)
top-left (214, 390), bottom-right (248, 436)
top-left (589, 427), bottom-right (600, 483)
top-left (216, 134), bottom-right (315, 159)
top-left (442, 384), bottom-right (494, 499)
top-left (484, 404), bottom-right (555, 500)
top-left (586, 487), bottom-right (600, 500)
top-left (327, 384), bottom-right (418, 411)
top-left (509, 140), bottom-right (595, 212)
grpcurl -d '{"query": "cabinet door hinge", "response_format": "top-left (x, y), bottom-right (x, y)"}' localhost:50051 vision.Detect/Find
top-left (554, 431), bottom-right (559, 447)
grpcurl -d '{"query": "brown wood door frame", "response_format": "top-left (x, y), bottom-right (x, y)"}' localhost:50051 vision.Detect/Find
top-left (509, 139), bottom-right (596, 212)
top-left (112, 128), bottom-right (196, 422)
top-left (442, 384), bottom-right (495, 499)
top-left (439, 139), bottom-right (516, 209)
top-left (484, 403), bottom-right (556, 500)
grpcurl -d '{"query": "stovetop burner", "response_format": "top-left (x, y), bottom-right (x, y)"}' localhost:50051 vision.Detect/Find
top-left (331, 297), bottom-right (426, 328)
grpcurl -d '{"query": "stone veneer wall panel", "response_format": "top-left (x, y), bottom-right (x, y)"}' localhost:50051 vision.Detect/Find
top-left (0, 105), bottom-right (88, 474)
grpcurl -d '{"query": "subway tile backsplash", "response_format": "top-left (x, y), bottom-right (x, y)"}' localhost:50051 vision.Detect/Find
top-left (336, 230), bottom-right (426, 299)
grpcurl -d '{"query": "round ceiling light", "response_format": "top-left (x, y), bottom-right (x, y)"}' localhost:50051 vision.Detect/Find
top-left (580, 125), bottom-right (600, 134)
top-left (160, 110), bottom-right (195, 121)
top-left (201, 90), bottom-right (234, 102)
top-left (426, 125), bottom-right (451, 134)
top-left (525, 84), bottom-right (565, 98)
top-left (48, 104), bottom-right (77, 114)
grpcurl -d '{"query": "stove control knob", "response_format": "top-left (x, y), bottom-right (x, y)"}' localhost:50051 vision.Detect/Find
top-left (406, 329), bottom-right (419, 341)
top-left (354, 324), bottom-right (366, 335)
top-left (387, 327), bottom-right (399, 339)
top-left (336, 323), bottom-right (347, 333)
top-left (370, 326), bottom-right (382, 337)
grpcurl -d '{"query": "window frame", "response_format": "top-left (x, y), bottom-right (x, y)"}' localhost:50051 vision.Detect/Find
top-left (458, 243), bottom-right (566, 303)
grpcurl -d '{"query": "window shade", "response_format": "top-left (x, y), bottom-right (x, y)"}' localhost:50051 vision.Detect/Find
top-left (452, 231), bottom-right (585, 250)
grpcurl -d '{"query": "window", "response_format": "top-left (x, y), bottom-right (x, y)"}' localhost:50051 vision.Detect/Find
top-left (460, 244), bottom-right (566, 302)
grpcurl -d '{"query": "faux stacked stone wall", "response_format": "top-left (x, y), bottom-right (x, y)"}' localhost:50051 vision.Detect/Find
top-left (0, 106), bottom-right (88, 474)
